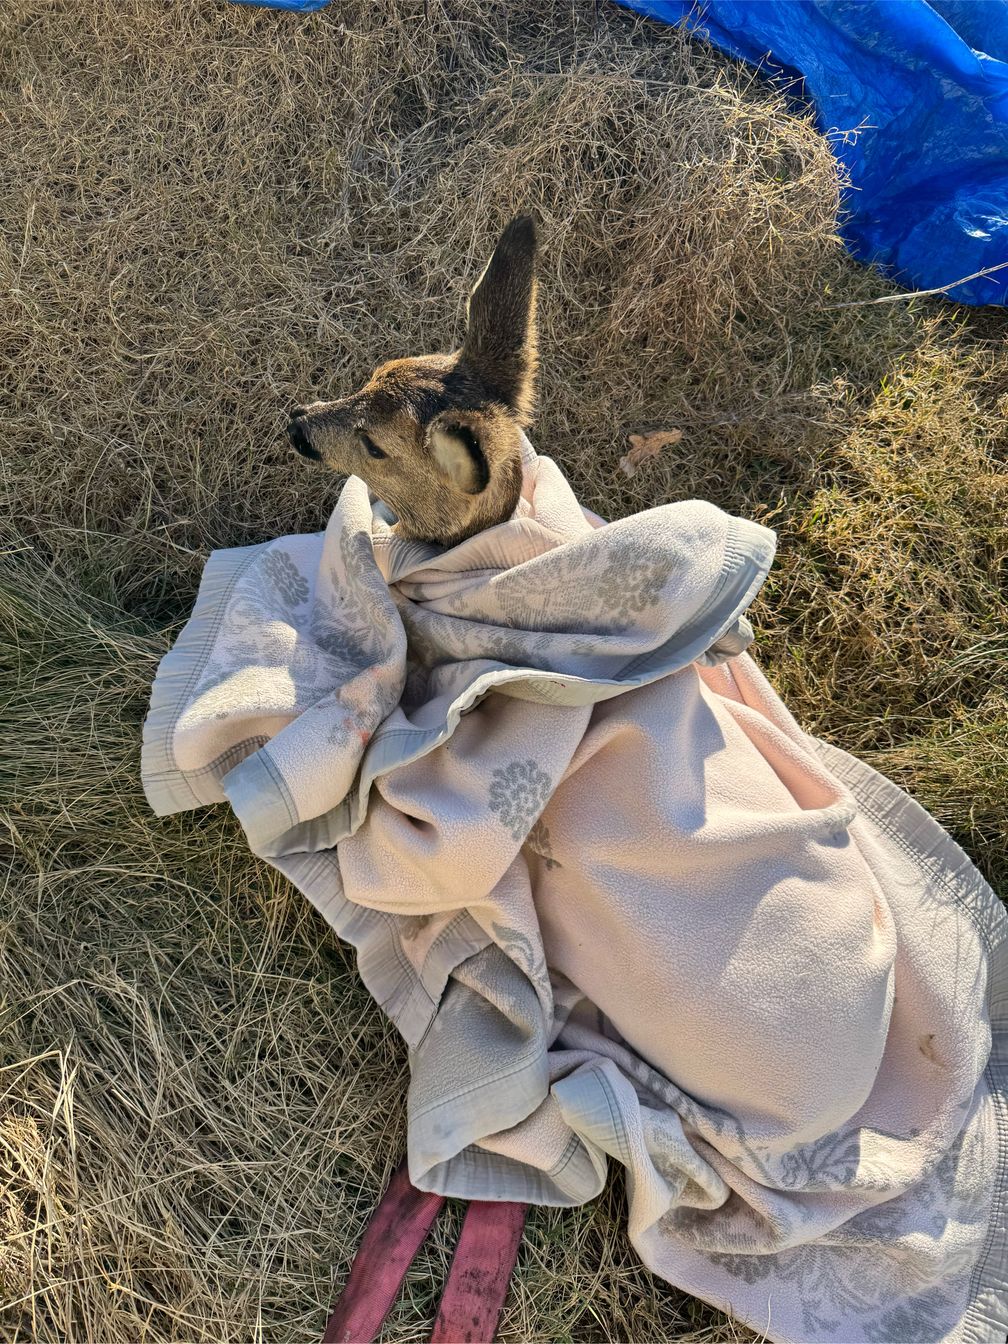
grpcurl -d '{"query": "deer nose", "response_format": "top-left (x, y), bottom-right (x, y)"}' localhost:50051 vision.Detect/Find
top-left (287, 412), bottom-right (321, 461)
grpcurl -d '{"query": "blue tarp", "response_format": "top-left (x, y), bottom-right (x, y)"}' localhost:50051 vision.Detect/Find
top-left (232, 0), bottom-right (1008, 305)
top-left (233, 0), bottom-right (328, 9)
top-left (617, 1), bottom-right (1008, 305)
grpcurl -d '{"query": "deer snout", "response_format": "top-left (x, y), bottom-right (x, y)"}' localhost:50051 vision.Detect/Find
top-left (287, 410), bottom-right (321, 462)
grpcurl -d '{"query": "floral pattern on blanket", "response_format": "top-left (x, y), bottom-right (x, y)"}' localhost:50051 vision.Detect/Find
top-left (399, 600), bottom-right (570, 674)
top-left (488, 759), bottom-right (553, 841)
top-left (260, 547), bottom-right (310, 607)
top-left (191, 529), bottom-right (396, 707)
top-left (491, 921), bottom-right (552, 1003)
top-left (191, 556), bottom-right (312, 707)
top-left (444, 527), bottom-right (680, 636)
top-left (700, 1108), bottom-right (991, 1340)
top-left (525, 818), bottom-right (561, 870)
top-left (321, 526), bottom-right (399, 662)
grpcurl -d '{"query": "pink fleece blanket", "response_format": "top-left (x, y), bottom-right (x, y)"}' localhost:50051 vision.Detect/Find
top-left (142, 436), bottom-right (1007, 1343)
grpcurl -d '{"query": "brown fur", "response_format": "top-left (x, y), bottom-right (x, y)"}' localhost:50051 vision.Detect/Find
top-left (288, 215), bottom-right (539, 547)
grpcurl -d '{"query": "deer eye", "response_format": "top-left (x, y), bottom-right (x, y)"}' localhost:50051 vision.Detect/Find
top-left (359, 433), bottom-right (386, 460)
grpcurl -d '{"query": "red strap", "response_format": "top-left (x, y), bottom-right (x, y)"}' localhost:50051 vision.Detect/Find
top-left (430, 1199), bottom-right (528, 1344)
top-left (321, 1160), bottom-right (445, 1344)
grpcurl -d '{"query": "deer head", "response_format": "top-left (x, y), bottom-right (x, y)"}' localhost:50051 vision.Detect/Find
top-left (288, 215), bottom-right (539, 547)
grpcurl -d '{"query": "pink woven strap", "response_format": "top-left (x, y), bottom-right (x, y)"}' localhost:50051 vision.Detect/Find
top-left (321, 1160), bottom-right (445, 1344)
top-left (320, 1160), bottom-right (528, 1344)
top-left (430, 1199), bottom-right (528, 1344)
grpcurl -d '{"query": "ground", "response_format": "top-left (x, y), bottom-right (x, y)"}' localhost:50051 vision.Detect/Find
top-left (1, 1), bottom-right (1006, 1341)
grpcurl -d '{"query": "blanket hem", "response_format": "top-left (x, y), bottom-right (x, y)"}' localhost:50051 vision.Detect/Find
top-left (141, 541), bottom-right (275, 815)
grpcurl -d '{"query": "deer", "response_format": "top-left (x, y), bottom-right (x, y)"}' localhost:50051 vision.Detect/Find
top-left (287, 215), bottom-right (540, 549)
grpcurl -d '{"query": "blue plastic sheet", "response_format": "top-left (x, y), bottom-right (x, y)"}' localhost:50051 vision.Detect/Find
top-left (231, 0), bottom-right (329, 11)
top-left (616, 1), bottom-right (1008, 305)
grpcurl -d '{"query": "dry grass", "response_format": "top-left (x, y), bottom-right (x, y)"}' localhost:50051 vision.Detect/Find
top-left (1, 0), bottom-right (1006, 1340)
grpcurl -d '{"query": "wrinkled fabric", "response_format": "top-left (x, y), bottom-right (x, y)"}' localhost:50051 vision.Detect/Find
top-left (142, 438), bottom-right (1007, 1343)
top-left (618, 0), bottom-right (1008, 305)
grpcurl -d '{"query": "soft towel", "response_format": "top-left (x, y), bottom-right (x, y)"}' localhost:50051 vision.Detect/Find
top-left (142, 436), bottom-right (1007, 1344)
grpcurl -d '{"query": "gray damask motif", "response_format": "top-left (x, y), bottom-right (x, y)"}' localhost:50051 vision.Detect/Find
top-left (401, 658), bottom-right (430, 713)
top-left (862, 1287), bottom-right (963, 1343)
top-left (833, 1193), bottom-right (912, 1243)
top-left (198, 527), bottom-right (398, 710)
top-left (488, 759), bottom-right (552, 842)
top-left (592, 543), bottom-right (676, 626)
top-left (696, 1108), bottom-right (982, 1342)
top-left (310, 592), bottom-right (382, 671)
top-left (706, 1250), bottom-right (774, 1285)
top-left (469, 627), bottom-right (550, 666)
top-left (669, 1188), bottom-right (796, 1252)
top-left (712, 1238), bottom-right (961, 1341)
top-left (317, 526), bottom-right (397, 662)
top-left (194, 565), bottom-right (322, 705)
top-left (925, 1112), bottom-right (990, 1229)
top-left (454, 532), bottom-right (679, 637)
top-left (261, 548), bottom-right (310, 606)
top-left (399, 599), bottom-right (555, 672)
top-left (525, 818), bottom-right (562, 870)
top-left (468, 552), bottom-right (593, 633)
top-left (776, 1129), bottom-right (864, 1190)
top-left (491, 921), bottom-right (551, 1001)
top-left (398, 603), bottom-right (449, 670)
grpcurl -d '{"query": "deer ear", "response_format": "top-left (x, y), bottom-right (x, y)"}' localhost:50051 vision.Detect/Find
top-left (427, 412), bottom-right (490, 495)
top-left (461, 214), bottom-right (539, 419)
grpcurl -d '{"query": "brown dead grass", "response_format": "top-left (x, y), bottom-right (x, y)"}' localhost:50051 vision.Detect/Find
top-left (1, 1), bottom-right (1006, 1341)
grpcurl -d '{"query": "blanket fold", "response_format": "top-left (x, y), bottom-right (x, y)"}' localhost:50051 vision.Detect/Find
top-left (142, 435), bottom-right (1007, 1344)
